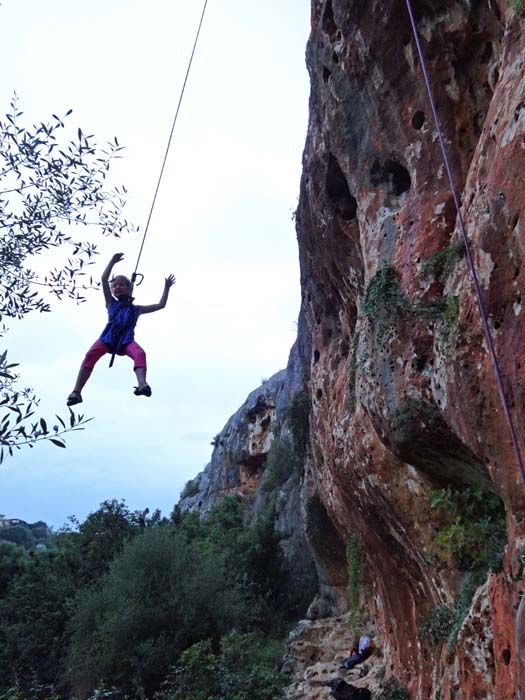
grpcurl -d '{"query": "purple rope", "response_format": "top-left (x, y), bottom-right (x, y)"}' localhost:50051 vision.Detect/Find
top-left (405, 0), bottom-right (525, 488)
top-left (132, 0), bottom-right (209, 283)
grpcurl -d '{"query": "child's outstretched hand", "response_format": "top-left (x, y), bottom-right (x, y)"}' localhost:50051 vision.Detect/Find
top-left (165, 274), bottom-right (176, 288)
top-left (111, 253), bottom-right (125, 265)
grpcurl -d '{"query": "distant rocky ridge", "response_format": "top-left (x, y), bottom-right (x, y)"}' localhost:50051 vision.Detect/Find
top-left (179, 319), bottom-right (319, 608)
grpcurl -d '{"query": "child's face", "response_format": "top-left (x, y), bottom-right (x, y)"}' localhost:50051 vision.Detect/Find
top-left (111, 277), bottom-right (130, 299)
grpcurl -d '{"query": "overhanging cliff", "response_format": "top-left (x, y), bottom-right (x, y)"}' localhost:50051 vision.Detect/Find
top-left (295, 0), bottom-right (525, 698)
top-left (180, 1), bottom-right (525, 697)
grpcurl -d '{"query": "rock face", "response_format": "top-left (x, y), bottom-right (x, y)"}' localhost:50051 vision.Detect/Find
top-left (179, 327), bottom-right (317, 606)
top-left (293, 0), bottom-right (525, 698)
top-left (181, 1), bottom-right (525, 697)
top-left (179, 327), bottom-right (309, 514)
top-left (283, 613), bottom-right (382, 700)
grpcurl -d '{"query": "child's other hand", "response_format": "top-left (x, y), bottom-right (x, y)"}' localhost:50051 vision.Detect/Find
top-left (165, 274), bottom-right (176, 288)
top-left (111, 253), bottom-right (124, 264)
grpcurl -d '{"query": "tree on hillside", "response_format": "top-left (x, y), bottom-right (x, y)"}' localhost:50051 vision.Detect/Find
top-left (66, 498), bottom-right (290, 698)
top-left (0, 524), bottom-right (35, 549)
top-left (54, 499), bottom-right (151, 586)
top-left (0, 540), bottom-right (27, 595)
top-left (0, 96), bottom-right (135, 460)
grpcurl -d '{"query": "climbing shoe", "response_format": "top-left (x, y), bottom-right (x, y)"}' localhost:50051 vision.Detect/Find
top-left (134, 383), bottom-right (152, 397)
top-left (66, 391), bottom-right (83, 406)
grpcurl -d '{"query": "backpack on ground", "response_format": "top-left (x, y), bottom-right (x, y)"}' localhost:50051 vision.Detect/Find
top-left (329, 678), bottom-right (372, 700)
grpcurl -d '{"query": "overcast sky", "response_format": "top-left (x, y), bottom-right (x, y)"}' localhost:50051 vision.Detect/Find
top-left (0, 0), bottom-right (311, 527)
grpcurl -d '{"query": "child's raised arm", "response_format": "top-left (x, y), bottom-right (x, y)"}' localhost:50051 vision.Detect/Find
top-left (101, 253), bottom-right (124, 307)
top-left (138, 274), bottom-right (176, 315)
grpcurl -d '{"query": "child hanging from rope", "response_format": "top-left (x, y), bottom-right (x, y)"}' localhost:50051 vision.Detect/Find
top-left (66, 253), bottom-right (175, 406)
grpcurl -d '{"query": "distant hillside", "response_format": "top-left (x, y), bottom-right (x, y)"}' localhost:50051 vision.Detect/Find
top-left (0, 519), bottom-right (51, 549)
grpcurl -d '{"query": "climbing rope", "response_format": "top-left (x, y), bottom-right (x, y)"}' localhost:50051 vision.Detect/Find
top-left (404, 0), bottom-right (525, 489)
top-left (108, 0), bottom-right (209, 368)
top-left (131, 0), bottom-right (209, 287)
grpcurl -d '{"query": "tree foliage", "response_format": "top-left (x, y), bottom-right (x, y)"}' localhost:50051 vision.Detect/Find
top-left (0, 98), bottom-right (135, 459)
top-left (0, 96), bottom-right (134, 315)
top-left (0, 501), bottom-right (147, 695)
top-left (0, 496), bottom-right (299, 700)
top-left (0, 524), bottom-right (35, 549)
top-left (0, 357), bottom-right (91, 461)
top-left (66, 496), bottom-right (288, 698)
top-left (0, 541), bottom-right (26, 596)
top-left (155, 633), bottom-right (286, 700)
top-left (261, 438), bottom-right (300, 493)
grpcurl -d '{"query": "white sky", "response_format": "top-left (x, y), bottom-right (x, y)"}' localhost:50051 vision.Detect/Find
top-left (0, 0), bottom-right (311, 527)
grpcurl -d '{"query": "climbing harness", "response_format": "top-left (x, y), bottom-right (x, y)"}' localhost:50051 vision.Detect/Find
top-left (109, 0), bottom-right (209, 366)
top-left (404, 0), bottom-right (525, 490)
top-left (106, 296), bottom-right (140, 368)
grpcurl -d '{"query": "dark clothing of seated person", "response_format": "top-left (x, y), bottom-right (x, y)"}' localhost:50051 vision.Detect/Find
top-left (341, 635), bottom-right (372, 670)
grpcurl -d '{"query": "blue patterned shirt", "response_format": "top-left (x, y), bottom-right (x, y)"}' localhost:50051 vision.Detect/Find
top-left (100, 298), bottom-right (140, 353)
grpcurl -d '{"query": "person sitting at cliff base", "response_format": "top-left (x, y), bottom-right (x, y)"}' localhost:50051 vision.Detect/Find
top-left (341, 635), bottom-right (373, 670)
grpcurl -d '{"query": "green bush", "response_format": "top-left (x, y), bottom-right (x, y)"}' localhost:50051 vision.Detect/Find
top-left (86, 688), bottom-right (126, 699)
top-left (362, 263), bottom-right (459, 346)
top-left (0, 525), bottom-right (35, 549)
top-left (421, 242), bottom-right (465, 282)
top-left (0, 679), bottom-right (59, 700)
top-left (375, 665), bottom-right (386, 680)
top-left (418, 604), bottom-right (454, 644)
top-left (346, 535), bottom-right (364, 613)
top-left (66, 524), bottom-right (257, 697)
top-left (430, 487), bottom-right (506, 649)
top-left (0, 541), bottom-right (27, 596)
top-left (0, 549), bottom-right (77, 692)
top-left (154, 632), bottom-right (286, 700)
top-left (286, 392), bottom-right (311, 461)
top-left (447, 569), bottom-right (485, 649)
top-left (261, 438), bottom-right (300, 492)
top-left (0, 501), bottom-right (151, 695)
top-left (29, 526), bottom-right (50, 543)
top-left (378, 677), bottom-right (410, 700)
top-left (361, 264), bottom-right (410, 339)
top-left (430, 487), bottom-right (506, 572)
top-left (0, 496), bottom-right (301, 700)
top-left (55, 499), bottom-right (145, 586)
top-left (66, 496), bottom-right (291, 698)
top-left (181, 479), bottom-right (200, 499)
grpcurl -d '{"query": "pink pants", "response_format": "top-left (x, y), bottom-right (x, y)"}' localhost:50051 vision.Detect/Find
top-left (82, 339), bottom-right (147, 369)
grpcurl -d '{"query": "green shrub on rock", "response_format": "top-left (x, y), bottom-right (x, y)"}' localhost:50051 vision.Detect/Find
top-left (261, 438), bottom-right (300, 492)
top-left (286, 391), bottom-right (311, 461)
top-left (418, 604), bottom-right (454, 644)
top-left (378, 677), bottom-right (410, 700)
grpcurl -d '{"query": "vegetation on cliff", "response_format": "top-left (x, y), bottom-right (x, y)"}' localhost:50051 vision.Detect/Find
top-left (286, 391), bottom-right (311, 462)
top-left (346, 535), bottom-right (365, 619)
top-left (418, 486), bottom-right (506, 648)
top-left (361, 262), bottom-right (460, 347)
top-left (261, 438), bottom-right (301, 492)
